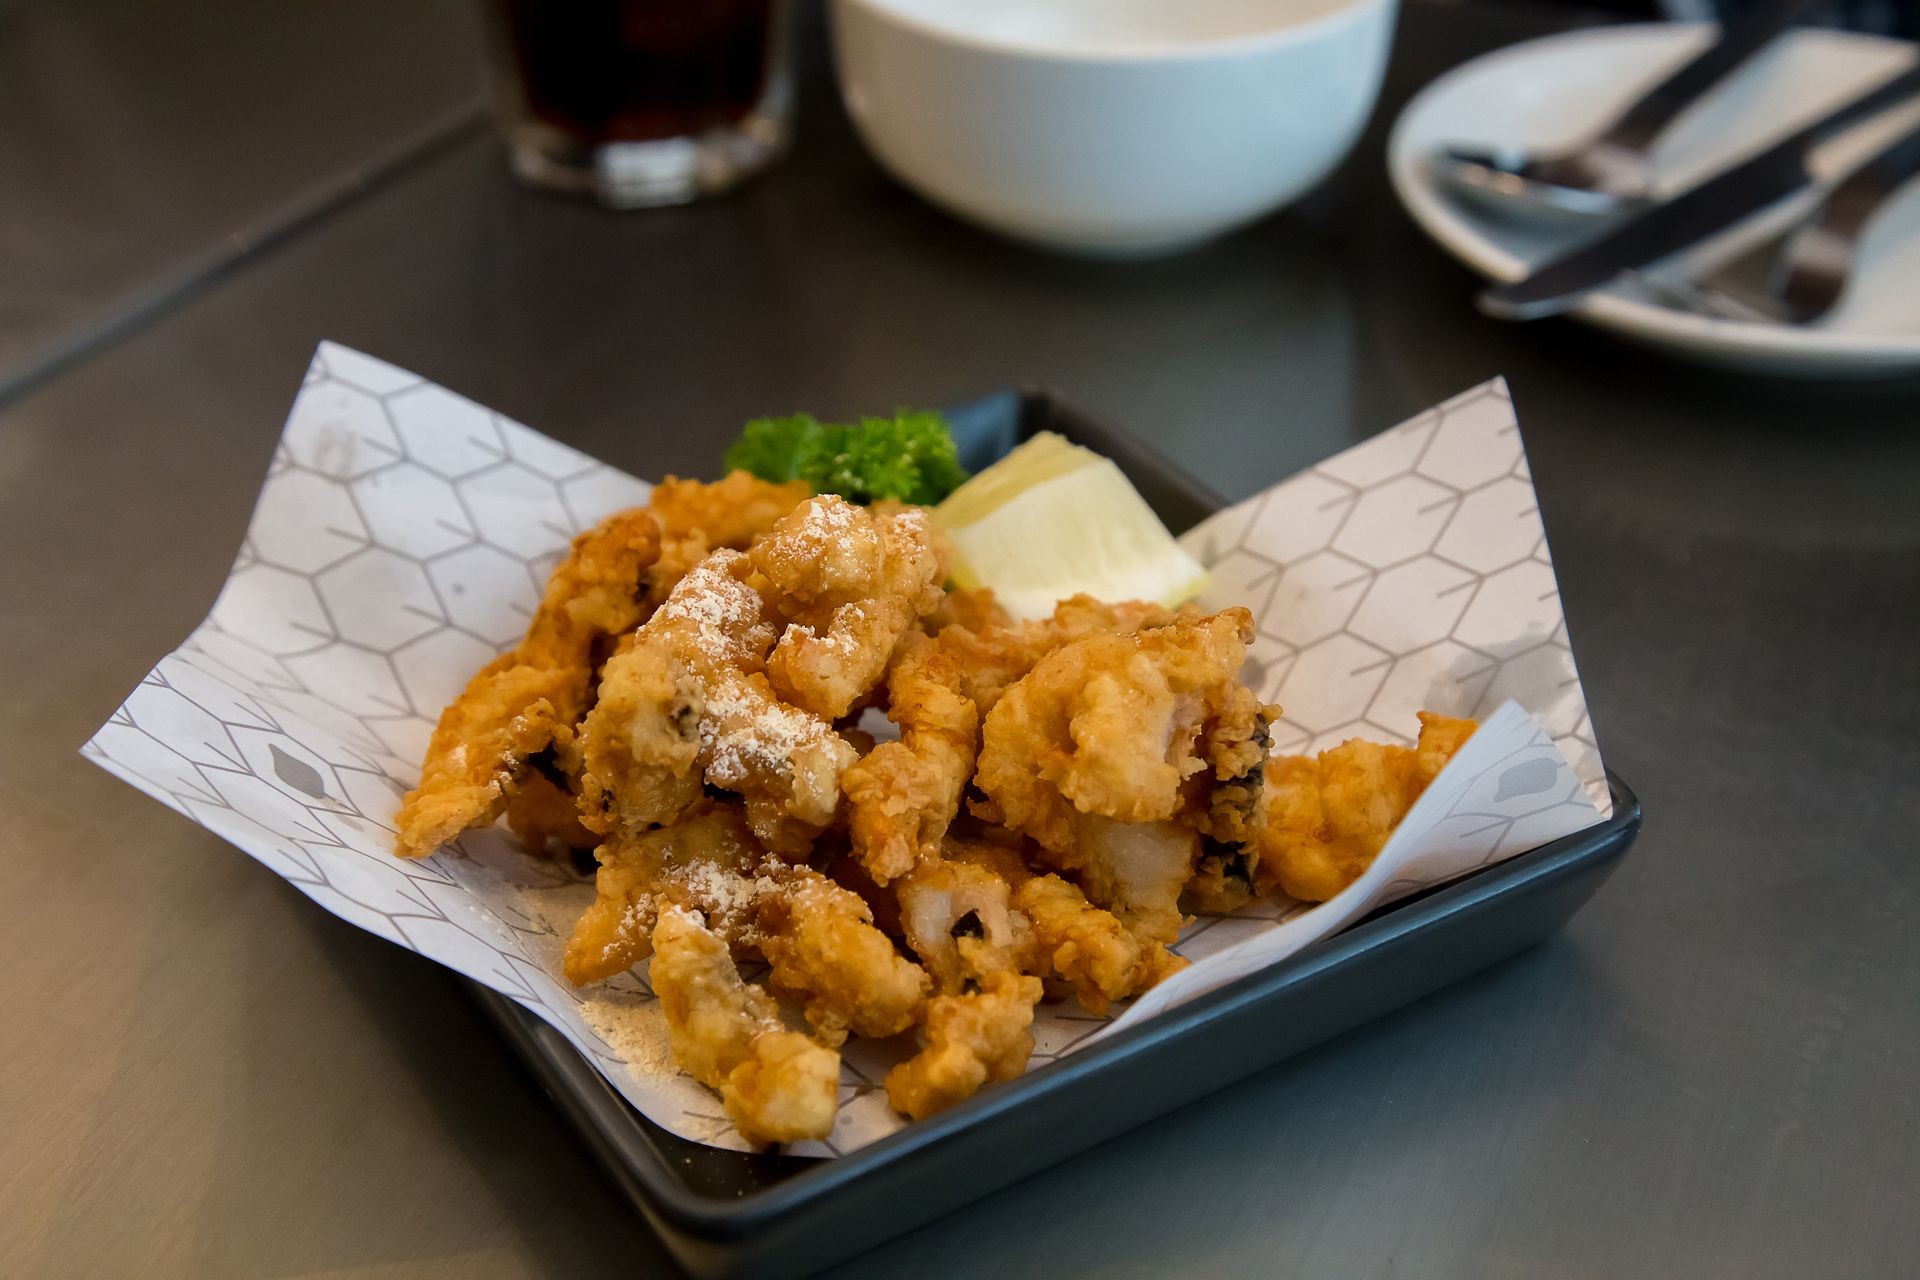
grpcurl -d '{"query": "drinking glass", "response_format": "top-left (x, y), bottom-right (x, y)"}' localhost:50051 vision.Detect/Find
top-left (485, 0), bottom-right (796, 208)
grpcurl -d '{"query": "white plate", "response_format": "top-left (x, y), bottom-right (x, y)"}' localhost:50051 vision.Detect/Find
top-left (1388, 24), bottom-right (1920, 376)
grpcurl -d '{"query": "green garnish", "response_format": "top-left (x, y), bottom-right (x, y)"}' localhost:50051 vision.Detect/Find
top-left (724, 410), bottom-right (968, 506)
top-left (724, 413), bottom-right (823, 486)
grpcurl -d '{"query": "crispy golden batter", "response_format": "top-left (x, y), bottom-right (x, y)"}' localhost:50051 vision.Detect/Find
top-left (1062, 815), bottom-right (1202, 945)
top-left (646, 533), bottom-right (710, 612)
top-left (936, 594), bottom-right (1184, 715)
top-left (884, 968), bottom-right (1043, 1121)
top-left (757, 866), bottom-right (930, 1045)
top-left (724, 1028), bottom-right (842, 1147)
top-left (649, 907), bottom-right (779, 1084)
top-left (393, 508), bottom-right (661, 858)
top-left (645, 472), bottom-right (812, 608)
top-left (393, 658), bottom-right (574, 858)
top-left (1257, 712), bottom-right (1478, 903)
top-left (504, 762), bottom-right (596, 858)
top-left (842, 633), bottom-right (979, 885)
top-left (519, 507), bottom-right (665, 669)
top-left (1415, 712), bottom-right (1478, 779)
top-left (926, 586), bottom-right (1011, 635)
top-left (868, 495), bottom-right (952, 572)
top-left (648, 907), bottom-right (838, 1146)
top-left (750, 497), bottom-right (944, 720)
top-left (577, 551), bottom-right (857, 854)
top-left (937, 832), bottom-right (1184, 1012)
top-left (563, 804), bottom-right (766, 986)
top-left (651, 471), bottom-right (815, 553)
top-left (895, 859), bottom-right (1030, 995)
top-left (1010, 869), bottom-right (1185, 1015)
top-left (972, 608), bottom-right (1271, 942)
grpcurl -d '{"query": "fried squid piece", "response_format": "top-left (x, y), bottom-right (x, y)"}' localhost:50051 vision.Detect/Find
top-left (393, 508), bottom-right (661, 858)
top-left (698, 664), bottom-right (858, 855)
top-left (723, 1029), bottom-right (843, 1148)
top-left (895, 859), bottom-right (1030, 994)
top-left (576, 629), bottom-right (710, 837)
top-left (649, 907), bottom-right (839, 1147)
top-left (884, 968), bottom-right (1043, 1121)
top-left (925, 586), bottom-right (1012, 636)
top-left (756, 867), bottom-right (930, 1045)
top-left (578, 551), bottom-right (856, 854)
top-left (651, 471), bottom-right (815, 556)
top-left (748, 497), bottom-right (944, 720)
top-left (841, 633), bottom-right (979, 885)
top-left (650, 908), bottom-right (773, 1084)
top-left (835, 592), bottom-right (1187, 882)
top-left (1184, 694), bottom-right (1274, 915)
top-left (503, 745), bottom-right (597, 859)
top-left (1007, 867), bottom-right (1185, 1015)
top-left (1061, 815), bottom-right (1203, 946)
top-left (1257, 712), bottom-right (1478, 903)
top-left (934, 594), bottom-right (1183, 716)
top-left (518, 506), bottom-right (666, 669)
top-left (886, 841), bottom-right (1045, 1119)
top-left (972, 609), bottom-right (1272, 942)
top-left (563, 804), bottom-right (767, 986)
top-left (393, 659), bottom-right (574, 858)
top-left (645, 471), bottom-right (813, 606)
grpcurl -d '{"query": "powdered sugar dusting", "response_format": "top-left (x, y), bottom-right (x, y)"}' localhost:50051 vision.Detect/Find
top-left (581, 993), bottom-right (677, 1079)
top-left (785, 496), bottom-right (860, 559)
top-left (889, 505), bottom-right (932, 539)
top-left (645, 546), bottom-right (845, 789)
top-left (669, 860), bottom-right (778, 942)
top-left (656, 551), bottom-right (772, 663)
top-left (700, 678), bottom-right (836, 783)
top-left (815, 603), bottom-right (866, 653)
top-left (613, 897), bottom-right (650, 950)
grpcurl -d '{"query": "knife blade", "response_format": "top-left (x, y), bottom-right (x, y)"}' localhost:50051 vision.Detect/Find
top-left (1478, 61), bottom-right (1920, 321)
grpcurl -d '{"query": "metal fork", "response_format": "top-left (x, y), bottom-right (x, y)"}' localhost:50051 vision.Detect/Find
top-left (1639, 116), bottom-right (1920, 325)
top-left (1435, 0), bottom-right (1826, 224)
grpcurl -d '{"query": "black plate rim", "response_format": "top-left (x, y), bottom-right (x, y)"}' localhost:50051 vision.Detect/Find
top-left (1010, 382), bottom-right (1230, 515)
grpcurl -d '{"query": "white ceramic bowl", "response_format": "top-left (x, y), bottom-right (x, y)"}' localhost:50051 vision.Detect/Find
top-left (830, 0), bottom-right (1399, 255)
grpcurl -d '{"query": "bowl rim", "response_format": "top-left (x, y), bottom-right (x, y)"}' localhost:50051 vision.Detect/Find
top-left (833, 0), bottom-right (1394, 66)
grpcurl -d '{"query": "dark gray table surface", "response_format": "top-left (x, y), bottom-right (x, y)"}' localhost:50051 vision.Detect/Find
top-left (3, 2), bottom-right (1916, 1277)
top-left (0, 0), bottom-right (486, 398)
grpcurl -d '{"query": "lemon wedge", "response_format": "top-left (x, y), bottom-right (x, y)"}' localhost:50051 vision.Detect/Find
top-left (934, 432), bottom-right (1209, 620)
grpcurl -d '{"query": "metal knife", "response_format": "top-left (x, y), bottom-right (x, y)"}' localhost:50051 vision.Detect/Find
top-left (1478, 61), bottom-right (1920, 321)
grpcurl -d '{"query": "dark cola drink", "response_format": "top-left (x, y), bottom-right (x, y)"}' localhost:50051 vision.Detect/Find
top-left (487, 0), bottom-right (795, 208)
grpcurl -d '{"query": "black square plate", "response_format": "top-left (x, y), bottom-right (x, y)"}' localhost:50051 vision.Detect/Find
top-left (469, 390), bottom-right (1642, 1279)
